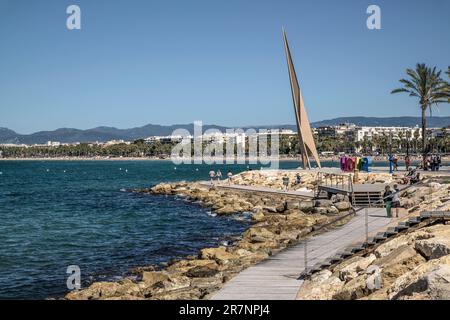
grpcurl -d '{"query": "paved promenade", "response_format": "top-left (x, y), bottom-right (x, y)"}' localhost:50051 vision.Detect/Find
top-left (211, 208), bottom-right (392, 300)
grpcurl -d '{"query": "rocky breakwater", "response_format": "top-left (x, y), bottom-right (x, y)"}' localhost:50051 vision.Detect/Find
top-left (65, 181), bottom-right (353, 300)
top-left (231, 170), bottom-right (404, 191)
top-left (297, 223), bottom-right (450, 300)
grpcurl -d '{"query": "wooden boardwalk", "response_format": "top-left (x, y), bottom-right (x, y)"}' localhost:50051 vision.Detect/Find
top-left (211, 208), bottom-right (392, 300)
top-left (199, 182), bottom-right (314, 198)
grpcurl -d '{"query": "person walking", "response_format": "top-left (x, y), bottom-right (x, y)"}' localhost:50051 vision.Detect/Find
top-left (391, 184), bottom-right (401, 218)
top-left (393, 155), bottom-right (398, 171)
top-left (227, 170), bottom-right (233, 185)
top-left (430, 155), bottom-right (436, 171)
top-left (282, 175), bottom-right (290, 192)
top-left (209, 170), bottom-right (215, 185)
top-left (383, 185), bottom-right (393, 218)
top-left (388, 154), bottom-right (394, 174)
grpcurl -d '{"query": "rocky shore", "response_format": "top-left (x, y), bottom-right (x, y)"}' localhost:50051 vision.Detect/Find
top-left (65, 170), bottom-right (450, 300)
top-left (297, 223), bottom-right (450, 300)
top-left (295, 177), bottom-right (450, 300)
top-left (65, 172), bottom-right (354, 300)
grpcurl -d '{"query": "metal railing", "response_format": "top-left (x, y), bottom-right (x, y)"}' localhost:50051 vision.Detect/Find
top-left (302, 177), bottom-right (431, 275)
top-left (314, 171), bottom-right (354, 199)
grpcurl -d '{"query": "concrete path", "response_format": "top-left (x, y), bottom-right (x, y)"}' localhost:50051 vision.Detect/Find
top-left (211, 207), bottom-right (392, 300)
top-left (199, 182), bottom-right (314, 198)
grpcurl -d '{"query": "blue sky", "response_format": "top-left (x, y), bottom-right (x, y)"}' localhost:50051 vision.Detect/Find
top-left (0, 0), bottom-right (449, 133)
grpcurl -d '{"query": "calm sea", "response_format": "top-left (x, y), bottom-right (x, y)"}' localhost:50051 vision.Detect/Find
top-left (0, 158), bottom-right (428, 299)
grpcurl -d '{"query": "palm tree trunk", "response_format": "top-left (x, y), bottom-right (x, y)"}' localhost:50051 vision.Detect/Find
top-left (421, 106), bottom-right (427, 167)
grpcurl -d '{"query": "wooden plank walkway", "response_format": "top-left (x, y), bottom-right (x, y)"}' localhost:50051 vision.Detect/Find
top-left (211, 208), bottom-right (392, 300)
top-left (199, 182), bottom-right (314, 198)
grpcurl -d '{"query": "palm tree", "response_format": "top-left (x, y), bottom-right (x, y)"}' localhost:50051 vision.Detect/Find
top-left (391, 63), bottom-right (449, 166)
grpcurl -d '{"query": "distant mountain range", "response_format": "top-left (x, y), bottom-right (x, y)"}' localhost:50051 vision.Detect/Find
top-left (311, 116), bottom-right (450, 128)
top-left (1, 116), bottom-right (449, 145)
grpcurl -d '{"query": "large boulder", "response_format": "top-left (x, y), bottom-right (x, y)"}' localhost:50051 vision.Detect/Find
top-left (185, 265), bottom-right (220, 278)
top-left (375, 245), bottom-right (426, 286)
top-left (326, 206), bottom-right (340, 215)
top-left (243, 227), bottom-right (275, 243)
top-left (365, 266), bottom-right (382, 292)
top-left (215, 205), bottom-right (236, 215)
top-left (251, 210), bottom-right (266, 222)
top-left (374, 235), bottom-right (410, 258)
top-left (286, 201), bottom-right (299, 210)
top-left (415, 237), bottom-right (450, 260)
top-left (297, 271), bottom-right (345, 300)
top-left (142, 271), bottom-right (169, 286)
top-left (374, 245), bottom-right (420, 268)
top-left (423, 264), bottom-right (450, 299)
top-left (333, 275), bottom-right (368, 300)
top-left (388, 255), bottom-right (450, 299)
top-left (338, 254), bottom-right (376, 281)
top-left (190, 276), bottom-right (223, 289)
top-left (313, 207), bottom-right (328, 215)
top-left (199, 247), bottom-right (237, 264)
top-left (150, 275), bottom-right (191, 293)
top-left (315, 199), bottom-right (333, 207)
top-left (65, 279), bottom-right (141, 300)
top-left (334, 201), bottom-right (351, 211)
top-left (298, 201), bottom-right (314, 212)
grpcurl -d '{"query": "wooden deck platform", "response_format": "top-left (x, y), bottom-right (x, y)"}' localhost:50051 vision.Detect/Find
top-left (318, 183), bottom-right (386, 207)
top-left (211, 208), bottom-right (392, 300)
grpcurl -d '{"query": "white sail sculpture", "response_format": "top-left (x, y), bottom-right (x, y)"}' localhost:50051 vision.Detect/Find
top-left (282, 29), bottom-right (321, 169)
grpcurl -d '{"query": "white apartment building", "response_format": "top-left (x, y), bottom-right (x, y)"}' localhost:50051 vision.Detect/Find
top-left (355, 126), bottom-right (422, 142)
top-left (145, 135), bottom-right (192, 143)
top-left (46, 141), bottom-right (61, 147)
top-left (102, 140), bottom-right (131, 146)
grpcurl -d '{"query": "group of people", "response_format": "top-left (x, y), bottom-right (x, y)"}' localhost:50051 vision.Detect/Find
top-left (389, 154), bottom-right (400, 171)
top-left (209, 169), bottom-right (233, 185)
top-left (423, 154), bottom-right (442, 171)
top-left (282, 173), bottom-right (302, 191)
top-left (389, 154), bottom-right (442, 172)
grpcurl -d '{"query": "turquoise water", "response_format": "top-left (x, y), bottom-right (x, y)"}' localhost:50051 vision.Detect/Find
top-left (0, 160), bottom-right (306, 299)
top-left (0, 159), bottom-right (430, 299)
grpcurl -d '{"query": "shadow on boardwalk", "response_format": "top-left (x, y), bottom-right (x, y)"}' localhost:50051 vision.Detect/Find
top-left (211, 208), bottom-right (391, 300)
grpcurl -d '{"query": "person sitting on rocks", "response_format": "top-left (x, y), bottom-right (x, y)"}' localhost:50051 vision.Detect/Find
top-left (402, 168), bottom-right (414, 184)
top-left (410, 169), bottom-right (420, 184)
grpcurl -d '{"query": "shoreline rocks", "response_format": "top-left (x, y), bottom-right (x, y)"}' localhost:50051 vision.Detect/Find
top-left (65, 170), bottom-right (450, 300)
top-left (66, 175), bottom-right (353, 300)
top-left (297, 223), bottom-right (450, 300)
